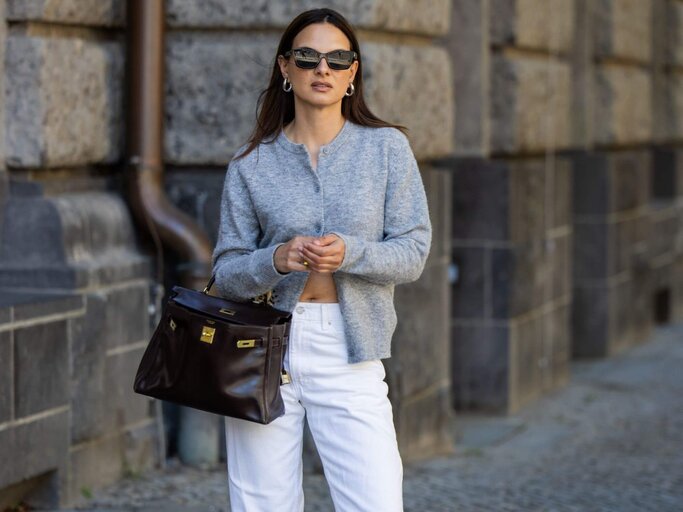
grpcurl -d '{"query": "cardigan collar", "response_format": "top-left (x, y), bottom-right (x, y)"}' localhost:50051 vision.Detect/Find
top-left (275, 117), bottom-right (353, 156)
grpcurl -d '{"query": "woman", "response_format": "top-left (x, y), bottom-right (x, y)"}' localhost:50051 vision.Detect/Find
top-left (212, 7), bottom-right (432, 511)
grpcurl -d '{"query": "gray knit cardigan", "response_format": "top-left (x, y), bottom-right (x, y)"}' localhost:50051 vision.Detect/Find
top-left (211, 119), bottom-right (432, 363)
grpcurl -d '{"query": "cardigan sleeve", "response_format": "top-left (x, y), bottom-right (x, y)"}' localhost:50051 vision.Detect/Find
top-left (211, 158), bottom-right (289, 301)
top-left (328, 133), bottom-right (432, 285)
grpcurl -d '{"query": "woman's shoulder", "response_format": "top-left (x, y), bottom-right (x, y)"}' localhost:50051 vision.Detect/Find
top-left (352, 123), bottom-right (411, 150)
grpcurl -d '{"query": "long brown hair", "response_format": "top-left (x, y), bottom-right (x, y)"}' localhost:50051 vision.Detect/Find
top-left (234, 7), bottom-right (407, 161)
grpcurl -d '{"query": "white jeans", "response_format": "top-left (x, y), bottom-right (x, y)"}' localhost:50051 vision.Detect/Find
top-left (224, 301), bottom-right (404, 511)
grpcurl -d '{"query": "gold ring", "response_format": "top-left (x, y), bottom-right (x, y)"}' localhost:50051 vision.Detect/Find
top-left (303, 260), bottom-right (308, 266)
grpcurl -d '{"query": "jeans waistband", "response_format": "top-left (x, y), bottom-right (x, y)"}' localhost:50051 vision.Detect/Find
top-left (292, 301), bottom-right (343, 326)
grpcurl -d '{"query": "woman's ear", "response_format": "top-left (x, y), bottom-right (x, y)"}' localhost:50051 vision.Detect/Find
top-left (277, 55), bottom-right (288, 78)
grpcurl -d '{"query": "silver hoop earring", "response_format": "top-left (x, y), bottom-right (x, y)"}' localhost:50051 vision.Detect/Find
top-left (283, 77), bottom-right (292, 92)
top-left (345, 82), bottom-right (355, 97)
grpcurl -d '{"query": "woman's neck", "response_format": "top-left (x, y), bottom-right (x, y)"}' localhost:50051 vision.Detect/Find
top-left (284, 111), bottom-right (346, 148)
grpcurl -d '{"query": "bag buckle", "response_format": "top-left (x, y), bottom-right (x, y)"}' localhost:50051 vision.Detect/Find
top-left (200, 326), bottom-right (215, 344)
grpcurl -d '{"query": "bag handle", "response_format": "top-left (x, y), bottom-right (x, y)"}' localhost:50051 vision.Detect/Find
top-left (202, 275), bottom-right (216, 294)
top-left (202, 274), bottom-right (274, 306)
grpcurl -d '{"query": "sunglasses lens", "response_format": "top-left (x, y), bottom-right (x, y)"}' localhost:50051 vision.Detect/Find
top-left (327, 50), bottom-right (354, 69)
top-left (292, 49), bottom-right (355, 70)
top-left (293, 48), bottom-right (320, 69)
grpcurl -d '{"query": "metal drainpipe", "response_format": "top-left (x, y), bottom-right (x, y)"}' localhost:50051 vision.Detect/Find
top-left (125, 0), bottom-right (220, 467)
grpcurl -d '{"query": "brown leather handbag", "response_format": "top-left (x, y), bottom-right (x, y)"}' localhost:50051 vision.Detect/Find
top-left (133, 275), bottom-right (292, 424)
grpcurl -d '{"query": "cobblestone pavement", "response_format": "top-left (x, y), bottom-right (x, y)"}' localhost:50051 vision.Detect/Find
top-left (66, 323), bottom-right (683, 511)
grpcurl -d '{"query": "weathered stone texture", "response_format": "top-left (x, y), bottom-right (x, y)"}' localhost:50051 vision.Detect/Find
top-left (593, 0), bottom-right (653, 62)
top-left (0, 191), bottom-right (149, 288)
top-left (0, 410), bottom-right (69, 490)
top-left (0, 0), bottom-right (6, 172)
top-left (165, 34), bottom-right (453, 164)
top-left (5, 33), bottom-right (123, 168)
top-left (164, 32), bottom-right (276, 165)
top-left (165, 0), bottom-right (450, 35)
top-left (6, 0), bottom-right (125, 26)
top-left (490, 0), bottom-right (575, 52)
top-left (593, 66), bottom-right (652, 145)
top-left (14, 321), bottom-right (69, 417)
top-left (452, 322), bottom-right (510, 411)
top-left (66, 421), bottom-right (156, 506)
top-left (491, 54), bottom-right (571, 154)
top-left (667, 0), bottom-right (683, 66)
top-left (69, 287), bottom-right (150, 444)
top-left (450, 0), bottom-right (487, 155)
top-left (362, 43), bottom-right (454, 159)
top-left (0, 332), bottom-right (11, 424)
top-left (450, 156), bottom-right (572, 413)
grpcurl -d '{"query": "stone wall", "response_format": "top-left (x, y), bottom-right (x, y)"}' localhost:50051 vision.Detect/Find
top-left (569, 0), bottom-right (683, 358)
top-left (0, 3), bottom-right (156, 509)
top-left (447, 0), bottom-right (573, 413)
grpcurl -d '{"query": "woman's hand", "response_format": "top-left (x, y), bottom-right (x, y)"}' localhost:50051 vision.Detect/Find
top-left (299, 234), bottom-right (346, 273)
top-left (273, 235), bottom-right (319, 273)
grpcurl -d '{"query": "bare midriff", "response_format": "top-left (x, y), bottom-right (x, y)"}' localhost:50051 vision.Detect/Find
top-left (299, 271), bottom-right (339, 303)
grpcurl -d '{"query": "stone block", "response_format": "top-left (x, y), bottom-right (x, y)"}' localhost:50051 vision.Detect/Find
top-left (0, 410), bottom-right (69, 490)
top-left (553, 158), bottom-right (573, 228)
top-left (11, 292), bottom-right (83, 322)
top-left (450, 0), bottom-right (488, 154)
top-left (451, 246), bottom-right (486, 319)
top-left (66, 421), bottom-right (156, 505)
top-left (164, 34), bottom-right (453, 164)
top-left (101, 283), bottom-right (150, 349)
top-left (652, 147), bottom-right (683, 200)
top-left (548, 302), bottom-right (571, 387)
top-left (573, 221), bottom-right (609, 280)
top-left (610, 213), bottom-right (649, 276)
top-left (569, 0), bottom-right (596, 149)
top-left (69, 293), bottom-right (107, 443)
top-left (593, 0), bottom-right (653, 62)
top-left (491, 54), bottom-right (572, 154)
top-left (6, 0), bottom-right (124, 26)
top-left (663, 72), bottom-right (683, 141)
top-left (103, 346), bottom-right (154, 435)
top-left (509, 310), bottom-right (544, 410)
top-left (572, 284), bottom-right (609, 357)
top-left (395, 385), bottom-right (453, 462)
top-left (666, 0), bottom-right (683, 66)
top-left (490, 0), bottom-right (575, 52)
top-left (451, 158), bottom-right (509, 241)
top-left (610, 151), bottom-right (651, 211)
top-left (593, 66), bottom-right (652, 145)
top-left (392, 261), bottom-right (449, 399)
top-left (648, 207), bottom-right (679, 262)
top-left (0, 0), bottom-right (5, 172)
top-left (362, 45), bottom-right (454, 160)
top-left (498, 232), bottom-right (571, 310)
top-left (165, 0), bottom-right (450, 35)
top-left (451, 322), bottom-right (510, 411)
top-left (14, 321), bottom-right (69, 418)
top-left (0, 193), bottom-right (150, 289)
top-left (508, 159), bottom-right (546, 243)
top-left (572, 150), bottom-right (650, 215)
top-left (551, 233), bottom-right (572, 301)
top-left (5, 32), bottom-right (123, 168)
top-left (423, 166), bottom-right (452, 263)
top-left (0, 332), bottom-right (11, 423)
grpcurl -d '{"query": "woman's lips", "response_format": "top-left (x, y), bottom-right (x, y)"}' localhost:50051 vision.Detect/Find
top-left (312, 84), bottom-right (332, 92)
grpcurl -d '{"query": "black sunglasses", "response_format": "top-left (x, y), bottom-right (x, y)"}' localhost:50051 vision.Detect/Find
top-left (284, 47), bottom-right (358, 70)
